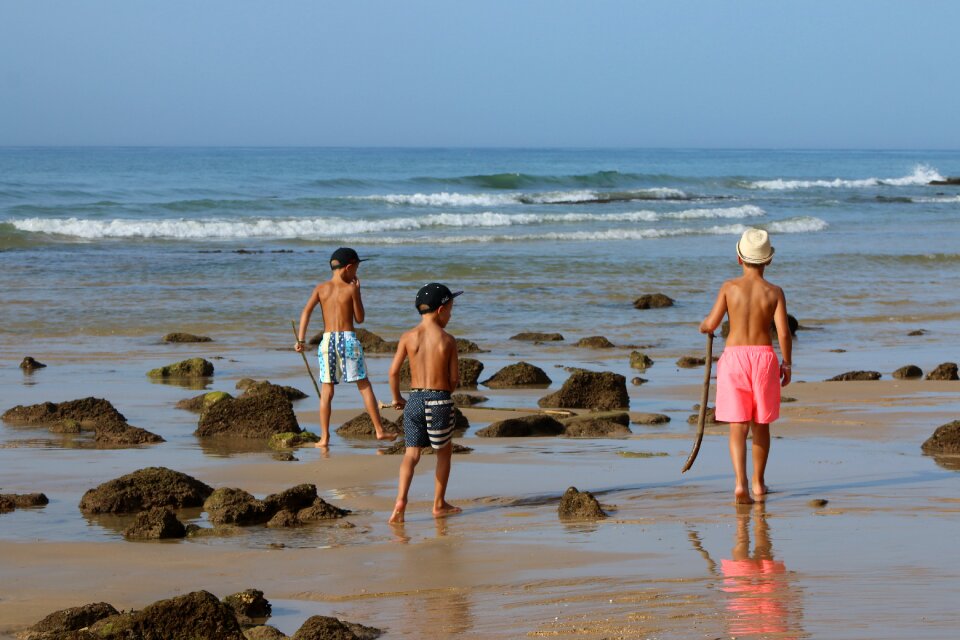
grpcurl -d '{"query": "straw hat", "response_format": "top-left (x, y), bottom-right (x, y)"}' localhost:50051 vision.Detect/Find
top-left (736, 228), bottom-right (774, 264)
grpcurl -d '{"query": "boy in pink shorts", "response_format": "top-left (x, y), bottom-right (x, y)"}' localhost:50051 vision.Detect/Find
top-left (700, 228), bottom-right (792, 504)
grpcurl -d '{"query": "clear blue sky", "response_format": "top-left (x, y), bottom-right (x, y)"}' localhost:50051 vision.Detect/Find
top-left (1, 1), bottom-right (957, 148)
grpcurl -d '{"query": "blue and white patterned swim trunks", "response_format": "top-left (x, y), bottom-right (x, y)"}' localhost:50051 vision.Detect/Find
top-left (403, 389), bottom-right (455, 450)
top-left (317, 331), bottom-right (367, 384)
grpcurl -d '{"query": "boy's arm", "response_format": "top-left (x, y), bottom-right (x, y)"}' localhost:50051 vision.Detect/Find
top-left (699, 284), bottom-right (728, 334)
top-left (295, 286), bottom-right (321, 352)
top-left (772, 287), bottom-right (792, 386)
top-left (352, 279), bottom-right (365, 324)
top-left (388, 335), bottom-right (408, 409)
top-left (447, 336), bottom-right (460, 391)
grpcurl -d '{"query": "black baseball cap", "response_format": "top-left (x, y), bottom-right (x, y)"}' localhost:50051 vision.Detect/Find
top-left (415, 283), bottom-right (463, 314)
top-left (329, 247), bottom-right (368, 270)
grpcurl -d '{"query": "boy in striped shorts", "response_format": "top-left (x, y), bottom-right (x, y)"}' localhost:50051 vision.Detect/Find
top-left (387, 283), bottom-right (463, 524)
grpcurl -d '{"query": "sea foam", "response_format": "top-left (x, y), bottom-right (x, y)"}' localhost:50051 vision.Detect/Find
top-left (748, 165), bottom-right (943, 190)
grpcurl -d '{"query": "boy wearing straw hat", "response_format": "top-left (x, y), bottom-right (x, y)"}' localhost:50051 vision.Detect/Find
top-left (295, 247), bottom-right (397, 448)
top-left (700, 229), bottom-right (792, 504)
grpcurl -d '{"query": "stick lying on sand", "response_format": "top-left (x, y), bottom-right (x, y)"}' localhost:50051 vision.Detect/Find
top-left (682, 332), bottom-right (714, 473)
top-left (291, 320), bottom-right (322, 398)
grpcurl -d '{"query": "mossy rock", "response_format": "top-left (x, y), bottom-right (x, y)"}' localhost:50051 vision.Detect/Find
top-left (147, 358), bottom-right (214, 379)
top-left (268, 431), bottom-right (320, 450)
top-left (176, 391), bottom-right (233, 412)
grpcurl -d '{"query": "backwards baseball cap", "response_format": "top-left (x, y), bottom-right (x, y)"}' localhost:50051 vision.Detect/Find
top-left (329, 247), bottom-right (368, 270)
top-left (415, 283), bottom-right (463, 315)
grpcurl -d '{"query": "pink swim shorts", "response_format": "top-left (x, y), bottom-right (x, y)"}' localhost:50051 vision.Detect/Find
top-left (715, 345), bottom-right (781, 424)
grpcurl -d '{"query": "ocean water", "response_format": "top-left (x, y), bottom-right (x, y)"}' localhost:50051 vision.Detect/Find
top-left (2, 147), bottom-right (960, 371)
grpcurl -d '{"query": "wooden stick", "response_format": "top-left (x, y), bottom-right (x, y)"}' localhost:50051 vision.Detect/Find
top-left (291, 320), bottom-right (322, 398)
top-left (682, 332), bottom-right (714, 473)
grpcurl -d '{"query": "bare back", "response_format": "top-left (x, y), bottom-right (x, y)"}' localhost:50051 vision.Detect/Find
top-left (721, 275), bottom-right (782, 346)
top-left (316, 279), bottom-right (361, 333)
top-left (398, 324), bottom-right (459, 392)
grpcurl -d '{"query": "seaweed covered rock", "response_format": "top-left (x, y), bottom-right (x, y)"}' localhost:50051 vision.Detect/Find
top-left (196, 393), bottom-right (300, 438)
top-left (353, 328), bottom-right (398, 354)
top-left (123, 507), bottom-right (187, 540)
top-left (826, 371), bottom-right (882, 382)
top-left (632, 413), bottom-right (671, 425)
top-left (245, 626), bottom-right (288, 640)
top-left (162, 332), bottom-right (212, 343)
top-left (893, 365), bottom-right (923, 380)
top-left (921, 420), bottom-right (960, 455)
top-left (0, 492), bottom-right (49, 508)
top-left (147, 357), bottom-right (215, 379)
top-left (204, 488), bottom-right (268, 526)
top-left (22, 602), bottom-right (119, 637)
top-left (561, 412), bottom-right (631, 438)
top-left (237, 380), bottom-right (308, 401)
top-left (223, 589), bottom-right (272, 627)
top-left (88, 590), bottom-right (245, 640)
top-left (558, 486), bottom-right (607, 519)
top-left (575, 336), bottom-right (615, 349)
top-left (510, 332), bottom-right (564, 342)
top-left (538, 370), bottom-right (629, 411)
top-left (476, 414), bottom-right (565, 437)
top-left (79, 467), bottom-right (214, 515)
top-left (297, 497), bottom-right (351, 522)
top-left (335, 413), bottom-right (401, 439)
top-left (291, 615), bottom-right (382, 640)
top-left (481, 362), bottom-right (551, 388)
top-left (633, 293), bottom-right (674, 309)
top-left (20, 356), bottom-right (47, 371)
top-left (263, 484), bottom-right (318, 514)
top-left (2, 397), bottom-right (164, 446)
top-left (926, 362), bottom-right (959, 381)
top-left (455, 338), bottom-right (485, 353)
top-left (629, 351), bottom-right (653, 371)
top-left (268, 431), bottom-right (320, 450)
top-left (176, 391), bottom-right (233, 412)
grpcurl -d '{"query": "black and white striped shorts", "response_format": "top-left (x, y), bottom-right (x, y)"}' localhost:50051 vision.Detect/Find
top-left (403, 389), bottom-right (455, 449)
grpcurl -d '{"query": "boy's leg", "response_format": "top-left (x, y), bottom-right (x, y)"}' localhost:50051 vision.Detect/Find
top-left (432, 442), bottom-right (461, 517)
top-left (728, 422), bottom-right (754, 504)
top-left (356, 379), bottom-right (397, 441)
top-left (315, 383), bottom-right (334, 448)
top-left (751, 422), bottom-right (771, 498)
top-left (389, 447), bottom-right (421, 524)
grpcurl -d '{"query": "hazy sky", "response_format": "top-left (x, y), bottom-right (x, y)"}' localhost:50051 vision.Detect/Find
top-left (1, 1), bottom-right (957, 148)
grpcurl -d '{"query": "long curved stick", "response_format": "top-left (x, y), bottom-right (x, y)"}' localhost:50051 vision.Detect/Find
top-left (682, 332), bottom-right (714, 473)
top-left (291, 320), bottom-right (322, 398)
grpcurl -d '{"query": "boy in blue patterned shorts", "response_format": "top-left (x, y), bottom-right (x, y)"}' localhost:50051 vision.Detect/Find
top-left (387, 283), bottom-right (463, 524)
top-left (295, 247), bottom-right (397, 448)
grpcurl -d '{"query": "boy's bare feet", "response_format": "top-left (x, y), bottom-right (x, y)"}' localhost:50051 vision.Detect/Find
top-left (313, 440), bottom-right (329, 448)
top-left (376, 431), bottom-right (399, 442)
top-left (388, 499), bottom-right (406, 524)
top-left (734, 488), bottom-right (755, 505)
top-left (432, 501), bottom-right (462, 518)
top-left (752, 482), bottom-right (769, 499)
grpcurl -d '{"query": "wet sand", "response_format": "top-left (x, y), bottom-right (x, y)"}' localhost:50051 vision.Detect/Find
top-left (2, 338), bottom-right (960, 638)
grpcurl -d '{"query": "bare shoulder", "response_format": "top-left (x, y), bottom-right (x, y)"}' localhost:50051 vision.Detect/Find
top-left (443, 330), bottom-right (458, 351)
top-left (315, 281), bottom-right (332, 300)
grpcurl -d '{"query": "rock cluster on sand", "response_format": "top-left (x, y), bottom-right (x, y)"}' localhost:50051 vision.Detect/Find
top-left (451, 393), bottom-right (488, 407)
top-left (204, 483), bottom-right (349, 528)
top-left (236, 379), bottom-right (308, 401)
top-left (195, 392), bottom-right (301, 438)
top-left (633, 293), bottom-right (674, 309)
top-left (925, 362), bottom-right (959, 381)
top-left (892, 365), bottom-right (923, 379)
top-left (575, 335), bottom-right (615, 348)
top-left (162, 332), bottom-right (212, 343)
top-left (476, 414), bottom-right (565, 437)
top-left (147, 357), bottom-right (215, 379)
top-left (381, 441), bottom-right (474, 455)
top-left (538, 370), bottom-right (629, 411)
top-left (335, 413), bottom-right (402, 439)
top-left (481, 362), bottom-right (552, 388)
top-left (79, 467), bottom-right (214, 515)
top-left (2, 397), bottom-right (164, 445)
top-left (561, 412), bottom-right (631, 438)
top-left (0, 492), bottom-right (48, 515)
top-left (399, 358), bottom-right (484, 389)
top-left (123, 506), bottom-right (187, 540)
top-left (19, 356), bottom-right (46, 371)
top-left (921, 420), bottom-right (960, 455)
top-left (176, 390), bottom-right (233, 412)
top-left (510, 332), bottom-right (564, 342)
top-left (826, 371), bottom-right (882, 382)
top-left (629, 351), bottom-right (653, 370)
top-left (558, 486), bottom-right (607, 519)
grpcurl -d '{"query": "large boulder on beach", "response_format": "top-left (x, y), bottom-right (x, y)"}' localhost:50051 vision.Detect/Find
top-left (123, 507), bottom-right (187, 540)
top-left (561, 412), bottom-right (631, 438)
top-left (22, 602), bottom-right (120, 637)
top-left (19, 356), bottom-right (47, 371)
top-left (481, 362), bottom-right (552, 388)
top-left (162, 332), bottom-right (212, 343)
top-left (476, 414), bottom-right (565, 437)
top-left (88, 590), bottom-right (245, 640)
top-left (921, 420), bottom-right (960, 455)
top-left (538, 370), bottom-right (629, 411)
top-left (633, 293), bottom-right (674, 309)
top-left (204, 488), bottom-right (268, 526)
top-left (196, 393), bottom-right (300, 438)
top-left (79, 467), bottom-right (214, 515)
top-left (176, 391), bottom-right (233, 412)
top-left (558, 487), bottom-right (607, 519)
top-left (291, 615), bottom-right (382, 640)
top-left (147, 357), bottom-right (214, 379)
top-left (629, 351), bottom-right (654, 370)
top-left (926, 363), bottom-right (959, 381)
top-left (893, 365), bottom-right (923, 380)
top-left (827, 371), bottom-right (882, 382)
top-left (510, 331), bottom-right (564, 342)
top-left (335, 413), bottom-right (401, 439)
top-left (236, 379), bottom-right (308, 401)
top-left (575, 335), bottom-right (615, 348)
top-left (223, 589), bottom-right (272, 628)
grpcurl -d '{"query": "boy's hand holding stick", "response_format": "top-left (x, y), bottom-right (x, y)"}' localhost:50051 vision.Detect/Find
top-left (682, 332), bottom-right (714, 473)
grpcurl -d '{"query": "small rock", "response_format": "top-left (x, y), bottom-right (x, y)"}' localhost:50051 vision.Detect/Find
top-left (271, 451), bottom-right (297, 462)
top-left (476, 414), bottom-right (565, 437)
top-left (79, 467), bottom-right (213, 515)
top-left (676, 355), bottom-right (706, 369)
top-left (291, 615), bottom-right (382, 640)
top-left (893, 365), bottom-right (923, 380)
top-left (176, 391), bottom-right (233, 412)
top-left (238, 380), bottom-right (308, 401)
top-left (631, 413), bottom-right (671, 425)
top-left (558, 486), bottom-right (607, 519)
top-left (205, 488), bottom-right (268, 526)
top-left (297, 497), bottom-right (351, 522)
top-left (162, 332), bottom-right (213, 343)
top-left (575, 335), bottom-right (615, 348)
top-left (908, 329), bottom-right (927, 336)
top-left (630, 376), bottom-right (648, 386)
top-left (633, 293), bottom-right (674, 309)
top-left (826, 371), bottom-right (882, 382)
top-left (561, 412), bottom-right (631, 438)
top-left (245, 625), bottom-right (288, 640)
top-left (480, 362), bottom-right (552, 388)
top-left (926, 363), bottom-right (959, 381)
top-left (123, 507), bottom-right (187, 540)
top-left (25, 602), bottom-right (119, 635)
top-left (19, 356), bottom-right (47, 371)
top-left (510, 332), bottom-right (564, 342)
top-left (808, 499), bottom-right (829, 508)
top-left (335, 413), bottom-right (401, 439)
top-left (455, 338), bottom-right (486, 353)
top-left (629, 351), bottom-right (654, 370)
top-left (265, 509), bottom-right (300, 528)
top-left (147, 357), bottom-right (215, 378)
top-left (451, 393), bottom-right (488, 407)
top-left (829, 349), bottom-right (847, 353)
top-left (268, 431), bottom-right (320, 449)
top-left (781, 396), bottom-right (797, 403)
top-left (538, 370), bottom-right (629, 411)
top-left (921, 420), bottom-right (960, 454)
top-left (687, 406), bottom-right (722, 425)
top-left (263, 484), bottom-right (318, 514)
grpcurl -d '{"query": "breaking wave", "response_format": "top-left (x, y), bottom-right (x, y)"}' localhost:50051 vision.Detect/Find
top-left (361, 187), bottom-right (691, 207)
top-left (747, 165), bottom-right (943, 190)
